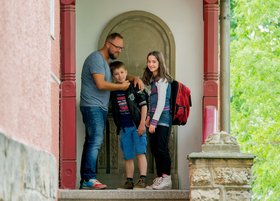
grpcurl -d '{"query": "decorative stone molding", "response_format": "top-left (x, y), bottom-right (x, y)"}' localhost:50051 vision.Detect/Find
top-left (191, 189), bottom-right (220, 201)
top-left (214, 167), bottom-right (251, 185)
top-left (188, 131), bottom-right (254, 201)
top-left (202, 131), bottom-right (240, 153)
top-left (205, 131), bottom-right (238, 144)
top-left (191, 168), bottom-right (211, 186)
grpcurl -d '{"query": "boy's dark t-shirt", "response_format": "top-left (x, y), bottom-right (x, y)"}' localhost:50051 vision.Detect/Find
top-left (114, 90), bottom-right (134, 128)
top-left (110, 83), bottom-right (148, 134)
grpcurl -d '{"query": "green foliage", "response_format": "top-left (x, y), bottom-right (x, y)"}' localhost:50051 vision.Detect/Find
top-left (230, 0), bottom-right (280, 200)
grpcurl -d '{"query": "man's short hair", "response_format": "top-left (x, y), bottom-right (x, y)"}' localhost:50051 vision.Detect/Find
top-left (106, 32), bottom-right (123, 42)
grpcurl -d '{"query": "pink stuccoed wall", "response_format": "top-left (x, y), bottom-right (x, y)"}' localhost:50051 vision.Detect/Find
top-left (0, 0), bottom-right (60, 161)
top-left (51, 0), bottom-right (61, 165)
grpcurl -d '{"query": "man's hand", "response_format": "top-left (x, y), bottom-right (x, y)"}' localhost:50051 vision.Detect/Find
top-left (93, 73), bottom-right (131, 91)
top-left (133, 77), bottom-right (144, 90)
top-left (119, 80), bottom-right (130, 90)
top-left (126, 75), bottom-right (145, 90)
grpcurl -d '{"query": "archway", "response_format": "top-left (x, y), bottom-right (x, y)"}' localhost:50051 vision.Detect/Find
top-left (96, 10), bottom-right (178, 188)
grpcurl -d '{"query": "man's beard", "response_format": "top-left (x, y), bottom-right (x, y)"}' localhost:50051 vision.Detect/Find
top-left (109, 52), bottom-right (117, 60)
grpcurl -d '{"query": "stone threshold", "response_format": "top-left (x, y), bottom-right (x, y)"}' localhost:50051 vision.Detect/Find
top-left (58, 189), bottom-right (189, 200)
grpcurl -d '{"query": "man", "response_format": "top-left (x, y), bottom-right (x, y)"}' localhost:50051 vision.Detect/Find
top-left (79, 32), bottom-right (143, 190)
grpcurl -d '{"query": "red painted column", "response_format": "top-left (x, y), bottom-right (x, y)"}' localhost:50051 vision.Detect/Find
top-left (60, 0), bottom-right (76, 189)
top-left (202, 0), bottom-right (219, 143)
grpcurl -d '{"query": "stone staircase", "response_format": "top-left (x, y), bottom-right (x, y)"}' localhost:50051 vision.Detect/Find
top-left (58, 189), bottom-right (189, 201)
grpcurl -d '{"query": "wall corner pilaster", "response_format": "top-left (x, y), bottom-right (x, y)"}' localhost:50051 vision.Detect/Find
top-left (60, 0), bottom-right (76, 189)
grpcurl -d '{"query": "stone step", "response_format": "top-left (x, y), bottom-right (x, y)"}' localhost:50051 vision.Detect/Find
top-left (58, 189), bottom-right (189, 201)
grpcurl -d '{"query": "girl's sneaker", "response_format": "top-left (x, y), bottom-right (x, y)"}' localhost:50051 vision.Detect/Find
top-left (145, 177), bottom-right (162, 190)
top-left (152, 175), bottom-right (172, 190)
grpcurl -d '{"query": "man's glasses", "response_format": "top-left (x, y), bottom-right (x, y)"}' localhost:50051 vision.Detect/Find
top-left (109, 42), bottom-right (125, 50)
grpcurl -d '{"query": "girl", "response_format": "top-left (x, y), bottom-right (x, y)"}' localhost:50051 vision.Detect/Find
top-left (142, 51), bottom-right (173, 190)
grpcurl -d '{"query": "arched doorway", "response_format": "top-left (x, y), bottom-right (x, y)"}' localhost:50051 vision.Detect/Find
top-left (96, 10), bottom-right (178, 188)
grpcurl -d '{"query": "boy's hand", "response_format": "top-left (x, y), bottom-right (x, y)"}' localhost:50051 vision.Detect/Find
top-left (138, 122), bottom-right (146, 135)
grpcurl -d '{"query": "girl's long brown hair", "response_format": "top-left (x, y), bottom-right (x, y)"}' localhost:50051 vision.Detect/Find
top-left (142, 51), bottom-right (173, 85)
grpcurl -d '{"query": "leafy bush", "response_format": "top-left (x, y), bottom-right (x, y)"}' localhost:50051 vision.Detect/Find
top-left (230, 0), bottom-right (280, 200)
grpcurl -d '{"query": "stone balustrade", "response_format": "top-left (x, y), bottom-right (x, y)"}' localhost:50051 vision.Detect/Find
top-left (188, 131), bottom-right (254, 201)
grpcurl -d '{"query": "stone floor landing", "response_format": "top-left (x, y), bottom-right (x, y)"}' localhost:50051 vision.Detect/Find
top-left (58, 189), bottom-right (189, 201)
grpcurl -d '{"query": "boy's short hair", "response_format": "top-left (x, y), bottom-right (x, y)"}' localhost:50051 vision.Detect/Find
top-left (110, 61), bottom-right (126, 74)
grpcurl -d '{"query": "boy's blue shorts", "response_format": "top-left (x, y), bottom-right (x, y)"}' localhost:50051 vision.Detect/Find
top-left (119, 126), bottom-right (147, 160)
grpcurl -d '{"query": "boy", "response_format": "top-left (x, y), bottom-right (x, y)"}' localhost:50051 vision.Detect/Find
top-left (110, 61), bottom-right (148, 189)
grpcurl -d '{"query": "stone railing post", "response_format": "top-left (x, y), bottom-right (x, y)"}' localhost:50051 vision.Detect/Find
top-left (187, 131), bottom-right (255, 201)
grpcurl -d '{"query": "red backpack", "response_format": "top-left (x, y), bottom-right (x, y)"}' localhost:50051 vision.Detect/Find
top-left (170, 80), bottom-right (192, 125)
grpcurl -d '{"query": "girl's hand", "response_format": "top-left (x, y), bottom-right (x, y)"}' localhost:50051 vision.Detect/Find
top-left (145, 116), bottom-right (150, 127)
top-left (138, 122), bottom-right (146, 136)
top-left (149, 125), bottom-right (156, 134)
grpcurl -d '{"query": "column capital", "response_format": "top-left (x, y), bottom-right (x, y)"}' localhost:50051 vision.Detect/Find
top-left (204, 0), bottom-right (218, 4)
top-left (60, 0), bottom-right (75, 5)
